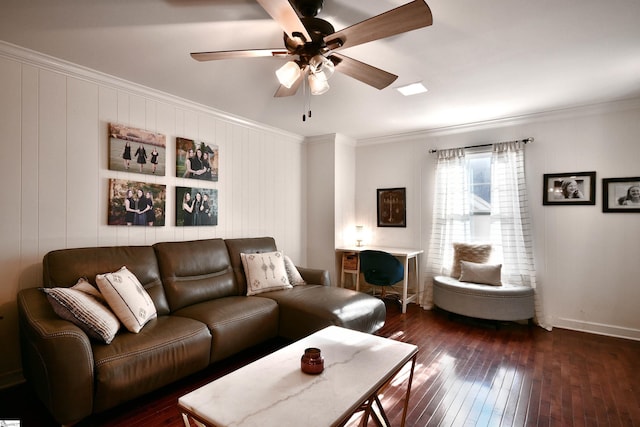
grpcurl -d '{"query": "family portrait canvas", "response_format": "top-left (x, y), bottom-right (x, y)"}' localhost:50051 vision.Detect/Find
top-left (543, 171), bottom-right (596, 205)
top-left (108, 179), bottom-right (166, 226)
top-left (109, 123), bottom-right (166, 176)
top-left (176, 186), bottom-right (218, 226)
top-left (603, 177), bottom-right (640, 213)
top-left (176, 137), bottom-right (219, 182)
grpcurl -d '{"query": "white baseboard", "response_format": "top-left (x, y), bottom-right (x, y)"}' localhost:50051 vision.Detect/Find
top-left (554, 317), bottom-right (640, 341)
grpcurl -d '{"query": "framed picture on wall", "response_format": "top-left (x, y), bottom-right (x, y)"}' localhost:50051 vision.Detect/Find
top-left (602, 177), bottom-right (640, 213)
top-left (176, 137), bottom-right (219, 182)
top-left (108, 123), bottom-right (166, 176)
top-left (108, 179), bottom-right (166, 226)
top-left (377, 187), bottom-right (406, 227)
top-left (176, 186), bottom-right (218, 226)
top-left (542, 171), bottom-right (596, 205)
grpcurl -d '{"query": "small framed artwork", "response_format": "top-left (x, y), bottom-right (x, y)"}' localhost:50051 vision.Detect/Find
top-left (602, 177), bottom-right (640, 213)
top-left (108, 179), bottom-right (166, 226)
top-left (377, 187), bottom-right (406, 227)
top-left (176, 137), bottom-right (219, 182)
top-left (108, 123), bottom-right (166, 176)
top-left (543, 171), bottom-right (596, 205)
top-left (176, 186), bottom-right (218, 226)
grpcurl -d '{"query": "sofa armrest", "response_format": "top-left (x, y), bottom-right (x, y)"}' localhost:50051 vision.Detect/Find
top-left (18, 288), bottom-right (95, 425)
top-left (296, 267), bottom-right (331, 286)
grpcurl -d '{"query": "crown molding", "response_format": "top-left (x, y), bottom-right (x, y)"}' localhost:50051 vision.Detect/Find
top-left (0, 40), bottom-right (305, 142)
top-left (358, 96), bottom-right (640, 146)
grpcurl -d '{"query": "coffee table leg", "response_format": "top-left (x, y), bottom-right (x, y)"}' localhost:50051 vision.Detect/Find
top-left (400, 355), bottom-right (417, 427)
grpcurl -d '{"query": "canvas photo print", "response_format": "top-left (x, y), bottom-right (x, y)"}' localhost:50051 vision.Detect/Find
top-left (176, 186), bottom-right (218, 226)
top-left (108, 179), bottom-right (166, 226)
top-left (176, 137), bottom-right (219, 182)
top-left (109, 123), bottom-right (166, 176)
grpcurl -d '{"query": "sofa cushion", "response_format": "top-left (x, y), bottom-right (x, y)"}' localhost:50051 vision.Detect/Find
top-left (96, 266), bottom-right (158, 333)
top-left (284, 255), bottom-right (306, 286)
top-left (225, 237), bottom-right (279, 295)
top-left (91, 315), bottom-right (211, 413)
top-left (153, 239), bottom-right (236, 312)
top-left (42, 281), bottom-right (120, 344)
top-left (459, 260), bottom-right (502, 286)
top-left (451, 243), bottom-right (492, 278)
top-left (241, 251), bottom-right (292, 295)
top-left (259, 285), bottom-right (387, 340)
top-left (42, 245), bottom-right (170, 316)
top-left (173, 296), bottom-right (279, 363)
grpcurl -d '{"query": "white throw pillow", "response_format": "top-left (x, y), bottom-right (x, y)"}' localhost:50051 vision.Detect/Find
top-left (451, 243), bottom-right (492, 279)
top-left (42, 279), bottom-right (121, 344)
top-left (284, 255), bottom-right (306, 286)
top-left (458, 260), bottom-right (502, 286)
top-left (241, 251), bottom-right (292, 295)
top-left (96, 266), bottom-right (157, 333)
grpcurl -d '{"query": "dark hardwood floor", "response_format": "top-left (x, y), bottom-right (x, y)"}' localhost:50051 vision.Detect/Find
top-left (2, 301), bottom-right (639, 426)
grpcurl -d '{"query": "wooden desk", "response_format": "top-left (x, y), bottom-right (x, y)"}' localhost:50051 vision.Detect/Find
top-left (336, 246), bottom-right (423, 314)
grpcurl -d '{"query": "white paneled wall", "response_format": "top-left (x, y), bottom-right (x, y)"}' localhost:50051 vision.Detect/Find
top-left (0, 47), bottom-right (306, 387)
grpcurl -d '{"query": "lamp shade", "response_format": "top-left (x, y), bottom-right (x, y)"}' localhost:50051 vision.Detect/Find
top-left (309, 54), bottom-right (335, 80)
top-left (275, 61), bottom-right (301, 88)
top-left (308, 73), bottom-right (330, 95)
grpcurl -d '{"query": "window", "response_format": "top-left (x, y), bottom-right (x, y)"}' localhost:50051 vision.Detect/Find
top-left (467, 152), bottom-right (491, 214)
top-left (467, 151), bottom-right (492, 242)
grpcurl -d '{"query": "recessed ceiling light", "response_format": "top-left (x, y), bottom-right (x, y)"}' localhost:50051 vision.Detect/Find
top-left (396, 82), bottom-right (428, 96)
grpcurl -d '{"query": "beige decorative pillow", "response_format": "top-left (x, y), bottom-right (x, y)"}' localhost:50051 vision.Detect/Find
top-left (241, 251), bottom-right (292, 296)
top-left (96, 266), bottom-right (157, 333)
top-left (42, 280), bottom-right (121, 344)
top-left (284, 255), bottom-right (306, 286)
top-left (459, 260), bottom-right (502, 286)
top-left (451, 243), bottom-right (492, 278)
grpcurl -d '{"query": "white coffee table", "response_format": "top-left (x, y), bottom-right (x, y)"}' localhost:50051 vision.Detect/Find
top-left (178, 326), bottom-right (418, 427)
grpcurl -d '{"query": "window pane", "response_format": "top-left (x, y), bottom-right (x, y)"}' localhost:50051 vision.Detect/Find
top-left (468, 153), bottom-right (491, 213)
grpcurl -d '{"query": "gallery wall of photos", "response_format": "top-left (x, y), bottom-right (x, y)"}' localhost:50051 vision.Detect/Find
top-left (108, 123), bottom-right (219, 227)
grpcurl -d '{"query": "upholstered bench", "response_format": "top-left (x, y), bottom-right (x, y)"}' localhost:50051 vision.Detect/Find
top-left (433, 275), bottom-right (534, 322)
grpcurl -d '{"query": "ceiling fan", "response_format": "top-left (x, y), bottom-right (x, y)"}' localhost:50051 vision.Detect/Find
top-left (190, 0), bottom-right (433, 98)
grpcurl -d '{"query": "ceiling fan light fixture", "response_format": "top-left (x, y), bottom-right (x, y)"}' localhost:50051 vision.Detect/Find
top-left (309, 54), bottom-right (335, 80)
top-left (308, 73), bottom-right (330, 95)
top-left (276, 61), bottom-right (301, 88)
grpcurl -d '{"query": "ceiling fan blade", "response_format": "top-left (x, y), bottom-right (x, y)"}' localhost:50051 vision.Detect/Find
top-left (274, 68), bottom-right (305, 97)
top-left (330, 53), bottom-right (397, 90)
top-left (324, 0), bottom-right (432, 51)
top-left (191, 49), bottom-right (289, 61)
top-left (256, 0), bottom-right (311, 45)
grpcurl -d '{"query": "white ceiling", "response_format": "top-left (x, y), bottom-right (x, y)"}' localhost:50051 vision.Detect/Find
top-left (1, 0), bottom-right (639, 139)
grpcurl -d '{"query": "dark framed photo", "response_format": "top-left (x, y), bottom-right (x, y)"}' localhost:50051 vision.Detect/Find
top-left (602, 177), bottom-right (640, 213)
top-left (377, 187), bottom-right (406, 227)
top-left (108, 123), bottom-right (166, 176)
top-left (543, 171), bottom-right (596, 205)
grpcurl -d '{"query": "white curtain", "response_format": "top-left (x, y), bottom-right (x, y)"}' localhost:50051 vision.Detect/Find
top-left (420, 149), bottom-right (470, 309)
top-left (490, 141), bottom-right (549, 329)
top-left (420, 141), bottom-right (549, 329)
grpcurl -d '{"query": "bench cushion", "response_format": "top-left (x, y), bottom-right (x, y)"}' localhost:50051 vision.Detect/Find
top-left (434, 275), bottom-right (534, 321)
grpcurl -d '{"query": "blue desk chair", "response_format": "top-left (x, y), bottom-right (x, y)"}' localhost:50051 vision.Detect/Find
top-left (359, 250), bottom-right (404, 299)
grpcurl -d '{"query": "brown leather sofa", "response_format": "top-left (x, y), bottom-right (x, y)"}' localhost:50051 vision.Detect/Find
top-left (17, 237), bottom-right (386, 425)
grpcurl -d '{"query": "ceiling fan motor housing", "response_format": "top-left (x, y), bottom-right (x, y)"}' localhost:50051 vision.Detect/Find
top-left (284, 16), bottom-right (335, 65)
top-left (293, 0), bottom-right (324, 17)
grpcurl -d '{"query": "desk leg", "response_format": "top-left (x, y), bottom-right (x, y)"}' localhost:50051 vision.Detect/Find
top-left (402, 256), bottom-right (409, 314)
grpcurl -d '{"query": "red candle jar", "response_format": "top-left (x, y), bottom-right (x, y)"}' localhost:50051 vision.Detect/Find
top-left (301, 347), bottom-right (324, 374)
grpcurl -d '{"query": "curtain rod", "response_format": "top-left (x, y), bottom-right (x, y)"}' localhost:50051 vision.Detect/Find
top-left (428, 137), bottom-right (534, 154)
